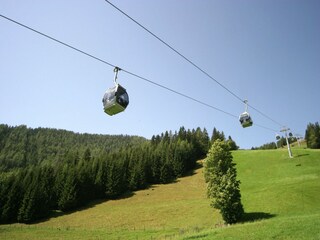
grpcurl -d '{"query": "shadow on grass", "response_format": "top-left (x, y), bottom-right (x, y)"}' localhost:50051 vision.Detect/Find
top-left (240, 212), bottom-right (276, 223)
top-left (296, 154), bottom-right (309, 158)
top-left (182, 162), bottom-right (203, 178)
top-left (184, 234), bottom-right (209, 239)
top-left (30, 191), bottom-right (136, 224)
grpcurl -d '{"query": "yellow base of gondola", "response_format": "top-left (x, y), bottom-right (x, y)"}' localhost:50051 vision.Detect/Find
top-left (104, 103), bottom-right (125, 116)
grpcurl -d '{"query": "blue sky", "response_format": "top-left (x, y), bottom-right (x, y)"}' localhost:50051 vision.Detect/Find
top-left (1, 0), bottom-right (319, 149)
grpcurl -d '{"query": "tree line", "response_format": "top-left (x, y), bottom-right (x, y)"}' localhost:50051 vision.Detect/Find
top-left (252, 135), bottom-right (299, 150)
top-left (0, 124), bottom-right (237, 223)
top-left (305, 122), bottom-right (320, 149)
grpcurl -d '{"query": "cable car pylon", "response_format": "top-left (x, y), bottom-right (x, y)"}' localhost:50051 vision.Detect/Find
top-left (280, 127), bottom-right (293, 158)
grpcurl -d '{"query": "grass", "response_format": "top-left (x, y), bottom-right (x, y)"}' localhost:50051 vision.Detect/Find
top-left (1, 146), bottom-right (320, 239)
top-left (184, 147), bottom-right (320, 239)
top-left (182, 212), bottom-right (320, 240)
top-left (237, 148), bottom-right (320, 216)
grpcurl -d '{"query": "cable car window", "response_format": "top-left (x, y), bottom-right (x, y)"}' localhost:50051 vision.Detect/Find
top-left (116, 86), bottom-right (129, 107)
top-left (239, 112), bottom-right (253, 128)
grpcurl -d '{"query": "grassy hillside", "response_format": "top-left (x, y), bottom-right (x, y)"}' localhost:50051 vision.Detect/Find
top-left (1, 147), bottom-right (319, 239)
top-left (184, 147), bottom-right (320, 239)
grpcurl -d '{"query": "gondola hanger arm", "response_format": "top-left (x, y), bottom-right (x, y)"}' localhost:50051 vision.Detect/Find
top-left (113, 67), bottom-right (121, 85)
top-left (243, 99), bottom-right (248, 112)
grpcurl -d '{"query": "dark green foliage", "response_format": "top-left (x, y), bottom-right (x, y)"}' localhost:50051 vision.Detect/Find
top-left (105, 159), bottom-right (127, 198)
top-left (0, 124), bottom-right (146, 171)
top-left (17, 166), bottom-right (55, 222)
top-left (160, 162), bottom-right (175, 184)
top-left (92, 156), bottom-right (108, 198)
top-left (252, 142), bottom-right (277, 150)
top-left (76, 159), bottom-right (96, 205)
top-left (127, 147), bottom-right (147, 190)
top-left (0, 124), bottom-right (238, 223)
top-left (192, 127), bottom-right (210, 159)
top-left (0, 169), bottom-right (29, 223)
top-left (58, 167), bottom-right (79, 211)
top-left (305, 122), bottom-right (320, 149)
top-left (82, 148), bottom-right (91, 162)
top-left (226, 136), bottom-right (239, 151)
top-left (211, 127), bottom-right (225, 144)
top-left (0, 125), bottom-right (28, 170)
top-left (204, 140), bottom-right (244, 224)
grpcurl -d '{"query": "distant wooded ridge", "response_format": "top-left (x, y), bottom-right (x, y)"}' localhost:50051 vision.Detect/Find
top-left (0, 124), bottom-right (146, 171)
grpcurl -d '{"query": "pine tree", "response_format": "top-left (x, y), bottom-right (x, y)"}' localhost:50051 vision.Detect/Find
top-left (105, 159), bottom-right (127, 198)
top-left (0, 176), bottom-right (15, 222)
top-left (0, 169), bottom-right (28, 222)
top-left (58, 167), bottom-right (78, 211)
top-left (226, 136), bottom-right (239, 151)
top-left (160, 162), bottom-right (174, 184)
top-left (18, 184), bottom-right (37, 223)
top-left (211, 127), bottom-right (225, 145)
top-left (128, 147), bottom-right (147, 190)
top-left (93, 157), bottom-right (108, 198)
top-left (82, 148), bottom-right (91, 162)
top-left (204, 139), bottom-right (244, 224)
top-left (77, 159), bottom-right (95, 204)
top-left (193, 127), bottom-right (210, 158)
top-left (305, 122), bottom-right (320, 149)
top-left (172, 141), bottom-right (186, 177)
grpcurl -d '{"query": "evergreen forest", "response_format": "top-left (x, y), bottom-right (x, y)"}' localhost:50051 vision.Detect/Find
top-left (0, 124), bottom-right (237, 223)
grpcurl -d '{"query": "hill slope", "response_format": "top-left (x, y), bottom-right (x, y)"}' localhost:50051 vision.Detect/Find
top-left (1, 148), bottom-right (319, 239)
top-left (185, 148), bottom-right (320, 239)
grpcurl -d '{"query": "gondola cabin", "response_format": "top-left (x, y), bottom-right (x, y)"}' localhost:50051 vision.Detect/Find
top-left (239, 112), bottom-right (253, 128)
top-left (276, 134), bottom-right (281, 140)
top-left (102, 84), bottom-right (129, 116)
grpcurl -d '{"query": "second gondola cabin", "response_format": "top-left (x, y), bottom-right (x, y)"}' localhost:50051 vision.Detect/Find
top-left (102, 84), bottom-right (129, 116)
top-left (239, 112), bottom-right (253, 128)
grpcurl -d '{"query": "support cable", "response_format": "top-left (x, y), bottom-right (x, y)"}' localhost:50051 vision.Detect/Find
top-left (0, 13), bottom-right (277, 132)
top-left (104, 0), bottom-right (285, 128)
top-left (0, 14), bottom-right (116, 69)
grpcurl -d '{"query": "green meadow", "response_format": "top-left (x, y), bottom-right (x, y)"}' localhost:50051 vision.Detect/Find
top-left (1, 147), bottom-right (319, 239)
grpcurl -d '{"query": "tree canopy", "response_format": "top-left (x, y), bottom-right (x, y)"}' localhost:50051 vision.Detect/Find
top-left (204, 139), bottom-right (243, 224)
top-left (305, 122), bottom-right (320, 149)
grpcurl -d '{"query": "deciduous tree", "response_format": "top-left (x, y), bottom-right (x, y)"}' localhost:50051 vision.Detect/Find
top-left (204, 140), bottom-right (243, 224)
